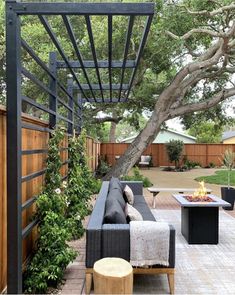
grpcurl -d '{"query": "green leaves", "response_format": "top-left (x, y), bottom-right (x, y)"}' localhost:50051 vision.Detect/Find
top-left (24, 128), bottom-right (76, 294)
top-left (165, 140), bottom-right (184, 168)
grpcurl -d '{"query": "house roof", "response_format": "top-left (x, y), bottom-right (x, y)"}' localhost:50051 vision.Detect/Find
top-left (222, 131), bottom-right (235, 141)
top-left (120, 128), bottom-right (196, 142)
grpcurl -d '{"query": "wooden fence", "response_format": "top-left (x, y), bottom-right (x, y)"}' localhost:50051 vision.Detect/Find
top-left (0, 106), bottom-right (100, 293)
top-left (100, 143), bottom-right (235, 167)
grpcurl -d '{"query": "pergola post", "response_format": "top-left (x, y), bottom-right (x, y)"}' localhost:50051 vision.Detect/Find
top-left (6, 0), bottom-right (22, 293)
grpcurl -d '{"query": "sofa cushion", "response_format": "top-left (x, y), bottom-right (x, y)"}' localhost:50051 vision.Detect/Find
top-left (109, 177), bottom-right (124, 193)
top-left (125, 203), bottom-right (143, 222)
top-left (107, 188), bottom-right (126, 210)
top-left (123, 185), bottom-right (134, 205)
top-left (133, 195), bottom-right (147, 205)
top-left (133, 196), bottom-right (156, 221)
top-left (104, 198), bottom-right (127, 224)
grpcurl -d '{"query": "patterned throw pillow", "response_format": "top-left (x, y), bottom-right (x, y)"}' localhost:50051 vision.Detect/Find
top-left (124, 185), bottom-right (134, 205)
top-left (125, 203), bottom-right (143, 221)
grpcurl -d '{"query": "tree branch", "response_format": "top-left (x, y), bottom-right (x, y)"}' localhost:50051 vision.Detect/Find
top-left (179, 3), bottom-right (235, 16)
top-left (168, 87), bottom-right (235, 119)
top-left (92, 116), bottom-right (123, 124)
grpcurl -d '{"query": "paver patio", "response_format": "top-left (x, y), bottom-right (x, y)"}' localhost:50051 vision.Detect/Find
top-left (60, 168), bottom-right (235, 294)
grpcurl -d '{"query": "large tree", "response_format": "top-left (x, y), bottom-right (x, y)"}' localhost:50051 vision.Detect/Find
top-left (104, 0), bottom-right (235, 179)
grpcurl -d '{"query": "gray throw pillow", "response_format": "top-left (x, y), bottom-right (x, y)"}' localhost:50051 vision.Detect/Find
top-left (125, 203), bottom-right (143, 221)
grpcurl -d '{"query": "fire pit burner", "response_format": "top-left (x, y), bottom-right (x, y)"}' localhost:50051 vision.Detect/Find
top-left (184, 195), bottom-right (215, 202)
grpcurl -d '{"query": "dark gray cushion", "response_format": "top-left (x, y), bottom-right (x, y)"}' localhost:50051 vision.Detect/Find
top-left (109, 177), bottom-right (124, 193)
top-left (133, 195), bottom-right (147, 205)
top-left (108, 188), bottom-right (126, 210)
top-left (133, 195), bottom-right (155, 221)
top-left (104, 198), bottom-right (127, 224)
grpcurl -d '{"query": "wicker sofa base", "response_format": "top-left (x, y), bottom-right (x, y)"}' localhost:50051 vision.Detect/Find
top-left (85, 267), bottom-right (175, 294)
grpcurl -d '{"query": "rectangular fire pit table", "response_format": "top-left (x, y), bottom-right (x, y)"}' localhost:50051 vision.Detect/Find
top-left (148, 187), bottom-right (212, 209)
top-left (172, 194), bottom-right (231, 244)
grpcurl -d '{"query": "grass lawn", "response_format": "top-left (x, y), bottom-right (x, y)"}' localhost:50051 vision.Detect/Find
top-left (195, 170), bottom-right (235, 186)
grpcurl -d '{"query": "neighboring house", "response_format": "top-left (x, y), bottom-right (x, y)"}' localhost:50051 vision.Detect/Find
top-left (222, 131), bottom-right (235, 144)
top-left (121, 128), bottom-right (196, 143)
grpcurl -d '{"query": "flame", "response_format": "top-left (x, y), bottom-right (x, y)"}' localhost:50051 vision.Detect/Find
top-left (193, 181), bottom-right (207, 199)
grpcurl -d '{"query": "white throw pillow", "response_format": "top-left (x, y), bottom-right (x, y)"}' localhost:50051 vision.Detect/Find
top-left (124, 185), bottom-right (134, 205)
top-left (125, 203), bottom-right (143, 221)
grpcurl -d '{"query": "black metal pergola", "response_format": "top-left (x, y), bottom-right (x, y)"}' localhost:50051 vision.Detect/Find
top-left (5, 1), bottom-right (154, 293)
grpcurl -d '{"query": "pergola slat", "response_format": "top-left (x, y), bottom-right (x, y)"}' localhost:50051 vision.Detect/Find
top-left (56, 60), bottom-right (136, 68)
top-left (118, 15), bottom-right (134, 101)
top-left (125, 15), bottom-right (154, 101)
top-left (85, 15), bottom-right (104, 101)
top-left (62, 15), bottom-right (97, 102)
top-left (73, 84), bottom-right (129, 90)
top-left (108, 15), bottom-right (112, 102)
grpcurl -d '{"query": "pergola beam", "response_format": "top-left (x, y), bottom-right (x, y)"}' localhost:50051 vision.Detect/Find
top-left (11, 2), bottom-right (155, 16)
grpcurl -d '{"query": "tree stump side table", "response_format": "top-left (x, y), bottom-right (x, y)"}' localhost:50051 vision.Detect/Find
top-left (93, 257), bottom-right (133, 294)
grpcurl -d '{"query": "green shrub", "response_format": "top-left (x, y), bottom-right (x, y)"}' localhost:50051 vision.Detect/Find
top-left (95, 155), bottom-right (110, 177)
top-left (184, 159), bottom-right (201, 169)
top-left (165, 140), bottom-right (184, 168)
top-left (121, 166), bottom-right (153, 187)
top-left (209, 162), bottom-right (216, 168)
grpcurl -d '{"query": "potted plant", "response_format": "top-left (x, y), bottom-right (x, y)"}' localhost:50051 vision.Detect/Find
top-left (220, 149), bottom-right (235, 210)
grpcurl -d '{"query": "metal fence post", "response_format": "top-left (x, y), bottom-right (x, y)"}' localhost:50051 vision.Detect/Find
top-left (6, 0), bottom-right (22, 293)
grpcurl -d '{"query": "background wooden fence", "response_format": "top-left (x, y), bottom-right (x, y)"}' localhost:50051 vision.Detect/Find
top-left (0, 106), bottom-right (100, 293)
top-left (100, 143), bottom-right (235, 167)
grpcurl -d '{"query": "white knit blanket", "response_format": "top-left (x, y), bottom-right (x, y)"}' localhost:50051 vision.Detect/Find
top-left (130, 221), bottom-right (170, 267)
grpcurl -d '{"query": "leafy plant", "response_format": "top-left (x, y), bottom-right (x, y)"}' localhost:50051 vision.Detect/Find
top-left (165, 140), bottom-right (184, 169)
top-left (23, 128), bottom-right (76, 294)
top-left (219, 149), bottom-right (235, 188)
top-left (121, 166), bottom-right (152, 187)
top-left (66, 129), bottom-right (100, 239)
top-left (95, 155), bottom-right (110, 177)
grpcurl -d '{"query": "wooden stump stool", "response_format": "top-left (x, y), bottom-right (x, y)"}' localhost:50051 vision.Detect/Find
top-left (93, 257), bottom-right (133, 294)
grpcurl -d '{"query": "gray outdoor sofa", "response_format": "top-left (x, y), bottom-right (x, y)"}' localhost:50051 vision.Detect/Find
top-left (85, 179), bottom-right (175, 294)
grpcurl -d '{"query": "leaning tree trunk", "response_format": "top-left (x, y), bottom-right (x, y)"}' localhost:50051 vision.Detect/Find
top-left (109, 121), bottom-right (117, 143)
top-left (103, 105), bottom-right (167, 179)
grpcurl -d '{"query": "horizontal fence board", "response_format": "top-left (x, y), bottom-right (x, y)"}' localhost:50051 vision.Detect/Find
top-left (100, 142), bottom-right (235, 168)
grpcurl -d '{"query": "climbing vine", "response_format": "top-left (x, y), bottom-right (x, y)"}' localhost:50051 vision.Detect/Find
top-left (66, 129), bottom-right (100, 239)
top-left (24, 128), bottom-right (76, 294)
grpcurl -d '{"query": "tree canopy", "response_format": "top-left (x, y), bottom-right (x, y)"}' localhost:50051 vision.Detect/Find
top-left (0, 0), bottom-right (235, 177)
